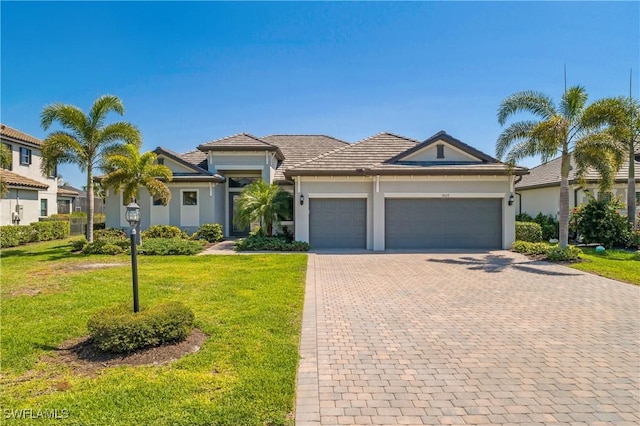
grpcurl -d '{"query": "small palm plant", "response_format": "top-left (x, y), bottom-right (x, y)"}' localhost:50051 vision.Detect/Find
top-left (101, 144), bottom-right (173, 205)
top-left (234, 180), bottom-right (292, 236)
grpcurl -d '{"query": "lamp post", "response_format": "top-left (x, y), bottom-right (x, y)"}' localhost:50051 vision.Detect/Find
top-left (125, 201), bottom-right (141, 313)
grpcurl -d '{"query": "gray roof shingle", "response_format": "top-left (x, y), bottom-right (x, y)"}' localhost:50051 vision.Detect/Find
top-left (516, 154), bottom-right (639, 190)
top-left (197, 133), bottom-right (285, 160)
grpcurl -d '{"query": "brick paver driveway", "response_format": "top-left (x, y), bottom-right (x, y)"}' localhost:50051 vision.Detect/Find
top-left (296, 251), bottom-right (640, 425)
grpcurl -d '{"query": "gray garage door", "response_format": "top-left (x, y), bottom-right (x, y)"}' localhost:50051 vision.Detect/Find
top-left (385, 198), bottom-right (502, 249)
top-left (309, 199), bottom-right (366, 249)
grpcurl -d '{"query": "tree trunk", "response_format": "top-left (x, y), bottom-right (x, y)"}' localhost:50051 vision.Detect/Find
top-left (86, 167), bottom-right (94, 243)
top-left (628, 147), bottom-right (637, 229)
top-left (558, 151), bottom-right (571, 248)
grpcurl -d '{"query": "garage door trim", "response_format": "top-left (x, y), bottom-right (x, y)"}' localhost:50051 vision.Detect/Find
top-left (384, 192), bottom-right (505, 198)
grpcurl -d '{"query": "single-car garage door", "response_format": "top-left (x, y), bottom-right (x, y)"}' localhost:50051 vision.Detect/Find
top-left (309, 198), bottom-right (366, 249)
top-left (385, 198), bottom-right (502, 249)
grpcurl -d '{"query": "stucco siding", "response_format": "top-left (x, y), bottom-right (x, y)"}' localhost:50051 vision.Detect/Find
top-left (1, 189), bottom-right (40, 225)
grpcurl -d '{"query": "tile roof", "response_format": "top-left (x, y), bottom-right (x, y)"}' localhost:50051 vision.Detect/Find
top-left (58, 185), bottom-right (79, 196)
top-left (181, 149), bottom-right (208, 170)
top-left (285, 132), bottom-right (526, 177)
top-left (0, 123), bottom-right (42, 147)
top-left (388, 130), bottom-right (497, 163)
top-left (197, 133), bottom-right (285, 160)
top-left (153, 147), bottom-right (225, 183)
top-left (0, 169), bottom-right (49, 190)
top-left (261, 135), bottom-right (348, 182)
top-left (516, 154), bottom-right (640, 190)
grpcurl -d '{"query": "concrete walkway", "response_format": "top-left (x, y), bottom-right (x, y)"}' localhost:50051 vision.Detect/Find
top-left (296, 251), bottom-right (640, 425)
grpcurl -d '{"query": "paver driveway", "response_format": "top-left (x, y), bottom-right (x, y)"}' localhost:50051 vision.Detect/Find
top-left (295, 251), bottom-right (640, 425)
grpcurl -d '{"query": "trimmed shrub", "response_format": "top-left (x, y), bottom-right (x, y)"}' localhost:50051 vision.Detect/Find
top-left (235, 235), bottom-right (310, 252)
top-left (546, 245), bottom-right (582, 261)
top-left (0, 221), bottom-right (70, 248)
top-left (94, 228), bottom-right (127, 239)
top-left (83, 229), bottom-right (129, 254)
top-left (571, 197), bottom-right (634, 248)
top-left (71, 237), bottom-right (88, 252)
top-left (87, 302), bottom-right (195, 353)
top-left (137, 238), bottom-right (205, 255)
top-left (141, 225), bottom-right (186, 240)
top-left (515, 221), bottom-right (543, 242)
top-left (194, 223), bottom-right (223, 243)
top-left (516, 213), bottom-right (559, 240)
top-left (512, 240), bottom-right (582, 261)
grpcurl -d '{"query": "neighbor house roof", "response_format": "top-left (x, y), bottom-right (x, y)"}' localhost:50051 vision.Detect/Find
top-left (515, 154), bottom-right (640, 190)
top-left (58, 185), bottom-right (80, 196)
top-left (285, 131), bottom-right (527, 177)
top-left (197, 133), bottom-right (285, 161)
top-left (0, 123), bottom-right (42, 147)
top-left (0, 169), bottom-right (49, 190)
top-left (261, 135), bottom-right (349, 182)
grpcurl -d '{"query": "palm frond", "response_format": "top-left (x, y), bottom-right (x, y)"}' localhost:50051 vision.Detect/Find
top-left (40, 131), bottom-right (86, 175)
top-left (495, 121), bottom-right (536, 160)
top-left (559, 85), bottom-right (588, 122)
top-left (89, 95), bottom-right (125, 129)
top-left (497, 90), bottom-right (556, 125)
top-left (97, 122), bottom-right (142, 148)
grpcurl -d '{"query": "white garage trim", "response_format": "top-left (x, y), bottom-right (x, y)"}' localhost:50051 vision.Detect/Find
top-left (308, 193), bottom-right (369, 198)
top-left (383, 192), bottom-right (505, 198)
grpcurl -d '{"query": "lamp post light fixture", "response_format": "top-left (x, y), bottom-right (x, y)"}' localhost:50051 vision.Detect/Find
top-left (125, 200), bottom-right (141, 313)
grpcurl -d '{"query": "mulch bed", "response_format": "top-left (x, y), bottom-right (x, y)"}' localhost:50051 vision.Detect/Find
top-left (45, 328), bottom-right (208, 376)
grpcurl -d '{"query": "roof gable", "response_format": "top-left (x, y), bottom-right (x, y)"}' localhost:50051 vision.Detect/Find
top-left (153, 147), bottom-right (225, 182)
top-left (388, 131), bottom-right (497, 164)
top-left (198, 133), bottom-right (285, 160)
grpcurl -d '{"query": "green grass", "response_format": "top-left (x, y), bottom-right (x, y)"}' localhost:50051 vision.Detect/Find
top-left (1, 239), bottom-right (307, 425)
top-left (569, 247), bottom-right (640, 285)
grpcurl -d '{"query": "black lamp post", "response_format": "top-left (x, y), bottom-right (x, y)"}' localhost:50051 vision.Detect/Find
top-left (125, 201), bottom-right (141, 313)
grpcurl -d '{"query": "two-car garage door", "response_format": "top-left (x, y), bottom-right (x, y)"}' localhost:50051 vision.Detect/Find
top-left (385, 198), bottom-right (502, 249)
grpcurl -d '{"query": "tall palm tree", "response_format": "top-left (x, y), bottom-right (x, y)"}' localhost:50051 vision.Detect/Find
top-left (234, 180), bottom-right (292, 236)
top-left (582, 96), bottom-right (640, 228)
top-left (0, 143), bottom-right (12, 198)
top-left (100, 144), bottom-right (173, 206)
top-left (40, 95), bottom-right (141, 242)
top-left (497, 86), bottom-right (620, 248)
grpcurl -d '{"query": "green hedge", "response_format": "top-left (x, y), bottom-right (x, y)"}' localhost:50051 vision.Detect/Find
top-left (235, 235), bottom-right (310, 252)
top-left (512, 240), bottom-right (582, 261)
top-left (193, 223), bottom-right (223, 243)
top-left (0, 221), bottom-right (70, 248)
top-left (87, 302), bottom-right (195, 353)
top-left (137, 238), bottom-right (205, 255)
top-left (515, 221), bottom-right (543, 242)
top-left (141, 225), bottom-right (186, 239)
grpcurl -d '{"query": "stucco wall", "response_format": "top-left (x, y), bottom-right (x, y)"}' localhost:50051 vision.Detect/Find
top-left (0, 188), bottom-right (40, 225)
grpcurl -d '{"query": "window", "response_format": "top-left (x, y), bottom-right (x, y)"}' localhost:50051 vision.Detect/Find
top-left (277, 193), bottom-right (294, 221)
top-left (2, 143), bottom-right (12, 170)
top-left (436, 144), bottom-right (445, 159)
top-left (636, 192), bottom-right (640, 204)
top-left (20, 147), bottom-right (32, 165)
top-left (153, 196), bottom-right (164, 206)
top-left (40, 199), bottom-right (48, 217)
top-left (228, 177), bottom-right (258, 188)
top-left (183, 191), bottom-right (198, 206)
top-left (598, 192), bottom-right (613, 202)
top-left (48, 163), bottom-right (58, 179)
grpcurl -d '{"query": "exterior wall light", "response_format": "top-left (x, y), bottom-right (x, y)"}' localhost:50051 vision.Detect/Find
top-left (300, 193), bottom-right (304, 206)
top-left (508, 194), bottom-right (514, 206)
top-left (125, 200), bottom-right (141, 313)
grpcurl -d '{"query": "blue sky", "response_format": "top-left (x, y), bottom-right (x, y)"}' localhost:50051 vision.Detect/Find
top-left (1, 1), bottom-right (638, 188)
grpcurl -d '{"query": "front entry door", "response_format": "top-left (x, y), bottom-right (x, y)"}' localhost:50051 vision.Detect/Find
top-left (229, 193), bottom-right (249, 237)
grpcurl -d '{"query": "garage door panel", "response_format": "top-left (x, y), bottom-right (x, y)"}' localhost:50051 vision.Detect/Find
top-left (310, 199), bottom-right (366, 249)
top-left (385, 198), bottom-right (501, 249)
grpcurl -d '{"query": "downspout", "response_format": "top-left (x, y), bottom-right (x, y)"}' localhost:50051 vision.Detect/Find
top-left (514, 175), bottom-right (523, 215)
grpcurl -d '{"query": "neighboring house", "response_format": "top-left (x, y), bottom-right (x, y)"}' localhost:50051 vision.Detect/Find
top-left (57, 185), bottom-right (80, 214)
top-left (0, 124), bottom-right (58, 225)
top-left (104, 131), bottom-right (526, 250)
top-left (515, 152), bottom-right (640, 218)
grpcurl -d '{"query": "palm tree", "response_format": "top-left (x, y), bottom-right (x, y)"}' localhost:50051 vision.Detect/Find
top-left (40, 95), bottom-right (141, 242)
top-left (234, 180), bottom-right (292, 236)
top-left (497, 86), bottom-right (621, 248)
top-left (0, 143), bottom-right (12, 198)
top-left (582, 96), bottom-right (640, 228)
top-left (100, 144), bottom-right (173, 206)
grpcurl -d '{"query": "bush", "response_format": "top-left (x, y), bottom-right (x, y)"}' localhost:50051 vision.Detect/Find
top-left (235, 235), bottom-right (310, 251)
top-left (512, 240), bottom-right (582, 261)
top-left (87, 302), bottom-right (195, 353)
top-left (137, 238), bottom-right (205, 255)
top-left (571, 197), bottom-right (635, 248)
top-left (71, 237), bottom-right (88, 252)
top-left (83, 229), bottom-right (129, 254)
top-left (0, 221), bottom-right (70, 248)
top-left (141, 225), bottom-right (186, 239)
top-left (515, 222), bottom-right (543, 242)
top-left (194, 223), bottom-right (223, 243)
top-left (546, 245), bottom-right (582, 261)
top-left (94, 228), bottom-right (127, 239)
top-left (516, 213), bottom-right (559, 240)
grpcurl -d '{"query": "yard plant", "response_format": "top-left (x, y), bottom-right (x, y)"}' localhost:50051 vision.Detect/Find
top-left (1, 239), bottom-right (307, 425)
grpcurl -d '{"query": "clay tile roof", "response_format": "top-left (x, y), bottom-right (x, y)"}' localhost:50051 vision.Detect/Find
top-left (515, 153), bottom-right (639, 190)
top-left (261, 135), bottom-right (349, 182)
top-left (57, 185), bottom-right (79, 196)
top-left (181, 149), bottom-right (208, 170)
top-left (0, 123), bottom-right (42, 147)
top-left (0, 169), bottom-right (49, 190)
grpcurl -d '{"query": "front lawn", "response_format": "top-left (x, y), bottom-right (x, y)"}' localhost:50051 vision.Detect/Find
top-left (1, 239), bottom-right (307, 425)
top-left (570, 247), bottom-right (640, 285)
